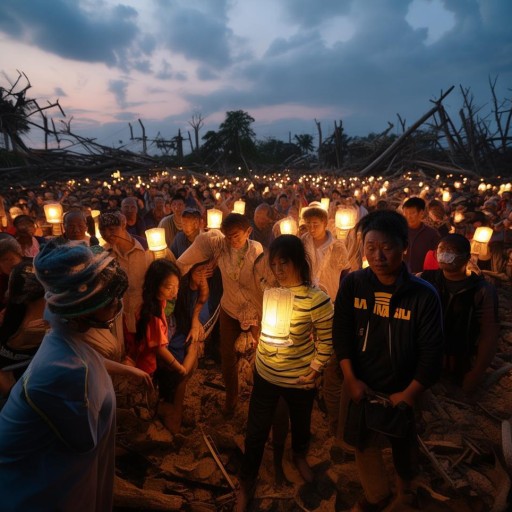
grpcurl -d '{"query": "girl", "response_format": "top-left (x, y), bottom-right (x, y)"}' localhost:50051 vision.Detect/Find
top-left (237, 235), bottom-right (334, 510)
top-left (132, 259), bottom-right (206, 433)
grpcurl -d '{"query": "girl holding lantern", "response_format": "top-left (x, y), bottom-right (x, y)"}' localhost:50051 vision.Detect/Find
top-left (237, 234), bottom-right (334, 511)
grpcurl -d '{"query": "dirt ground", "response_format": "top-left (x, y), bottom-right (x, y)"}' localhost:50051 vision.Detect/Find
top-left (113, 279), bottom-right (512, 512)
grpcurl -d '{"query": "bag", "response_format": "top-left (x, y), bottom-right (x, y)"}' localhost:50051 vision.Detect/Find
top-left (364, 398), bottom-right (412, 439)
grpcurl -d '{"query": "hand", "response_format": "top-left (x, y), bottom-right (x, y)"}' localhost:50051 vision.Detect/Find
top-left (296, 370), bottom-right (320, 389)
top-left (186, 320), bottom-right (204, 343)
top-left (128, 367), bottom-right (154, 391)
top-left (345, 377), bottom-right (368, 403)
top-left (389, 391), bottom-right (414, 407)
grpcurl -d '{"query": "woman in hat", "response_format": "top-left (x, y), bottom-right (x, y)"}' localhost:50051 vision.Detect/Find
top-left (0, 241), bottom-right (130, 511)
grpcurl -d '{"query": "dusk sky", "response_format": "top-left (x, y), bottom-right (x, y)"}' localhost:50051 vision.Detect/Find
top-left (1, 0), bottom-right (511, 153)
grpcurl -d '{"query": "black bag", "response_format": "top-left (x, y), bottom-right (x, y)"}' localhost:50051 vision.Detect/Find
top-left (364, 398), bottom-right (412, 439)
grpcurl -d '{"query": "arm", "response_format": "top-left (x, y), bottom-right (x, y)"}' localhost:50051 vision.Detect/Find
top-left (103, 359), bottom-right (154, 390)
top-left (177, 231), bottom-right (222, 275)
top-left (186, 266), bottom-right (210, 343)
top-left (156, 345), bottom-right (187, 376)
top-left (463, 284), bottom-right (500, 393)
top-left (340, 358), bottom-right (368, 403)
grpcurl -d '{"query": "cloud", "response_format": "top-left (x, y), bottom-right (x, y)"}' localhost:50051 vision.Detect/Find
top-left (108, 79), bottom-right (130, 109)
top-left (54, 87), bottom-right (67, 97)
top-left (0, 0), bottom-right (140, 66)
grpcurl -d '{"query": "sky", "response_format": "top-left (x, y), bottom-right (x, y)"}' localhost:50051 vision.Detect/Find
top-left (1, 0), bottom-right (511, 154)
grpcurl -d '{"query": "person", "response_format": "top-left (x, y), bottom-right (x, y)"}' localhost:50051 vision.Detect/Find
top-left (99, 211), bottom-right (154, 337)
top-left (13, 214), bottom-right (45, 257)
top-left (0, 237), bottom-right (24, 311)
top-left (121, 196), bottom-right (147, 239)
top-left (0, 241), bottom-right (129, 511)
top-left (128, 259), bottom-right (206, 433)
top-left (171, 207), bottom-right (203, 259)
top-left (60, 209), bottom-right (98, 245)
top-left (143, 194), bottom-right (167, 230)
top-left (237, 235), bottom-right (334, 511)
top-left (401, 197), bottom-right (441, 273)
top-left (333, 210), bottom-right (443, 511)
top-left (250, 203), bottom-right (274, 249)
top-left (177, 213), bottom-right (268, 416)
top-left (159, 195), bottom-right (186, 249)
top-left (419, 234), bottom-right (499, 393)
top-left (301, 206), bottom-right (350, 302)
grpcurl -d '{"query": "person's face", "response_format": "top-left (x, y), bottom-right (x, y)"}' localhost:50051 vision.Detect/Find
top-left (254, 209), bottom-right (273, 229)
top-left (304, 216), bottom-right (327, 240)
top-left (223, 226), bottom-right (252, 250)
top-left (0, 251), bottom-right (22, 275)
top-left (436, 241), bottom-right (468, 273)
top-left (181, 216), bottom-right (200, 238)
top-left (279, 196), bottom-right (289, 210)
top-left (121, 199), bottom-right (138, 221)
top-left (153, 197), bottom-right (165, 212)
top-left (15, 219), bottom-right (35, 236)
top-left (270, 255), bottom-right (301, 287)
top-left (100, 225), bottom-right (124, 246)
top-left (402, 207), bottom-right (423, 229)
top-left (157, 274), bottom-right (180, 302)
top-left (171, 200), bottom-right (186, 216)
top-left (364, 230), bottom-right (405, 285)
top-left (64, 215), bottom-right (87, 240)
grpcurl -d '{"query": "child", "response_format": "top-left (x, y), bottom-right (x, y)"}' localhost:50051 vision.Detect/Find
top-left (130, 259), bottom-right (206, 432)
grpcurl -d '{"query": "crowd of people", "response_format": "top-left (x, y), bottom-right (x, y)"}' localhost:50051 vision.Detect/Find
top-left (0, 169), bottom-right (507, 511)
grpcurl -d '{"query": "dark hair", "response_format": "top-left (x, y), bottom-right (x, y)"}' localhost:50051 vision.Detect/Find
top-left (439, 233), bottom-right (471, 258)
top-left (13, 215), bottom-right (35, 228)
top-left (221, 213), bottom-right (251, 232)
top-left (269, 235), bottom-right (311, 285)
top-left (359, 210), bottom-right (408, 248)
top-left (302, 206), bottom-right (328, 223)
top-left (171, 194), bottom-right (185, 204)
top-left (135, 259), bottom-right (181, 344)
top-left (402, 197), bottom-right (426, 212)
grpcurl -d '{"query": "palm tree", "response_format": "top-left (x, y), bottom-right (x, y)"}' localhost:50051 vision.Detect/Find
top-left (218, 110), bottom-right (257, 171)
top-left (294, 133), bottom-right (314, 155)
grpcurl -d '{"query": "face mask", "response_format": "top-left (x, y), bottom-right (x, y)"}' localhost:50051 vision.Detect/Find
top-left (436, 251), bottom-right (458, 264)
top-left (164, 299), bottom-right (176, 316)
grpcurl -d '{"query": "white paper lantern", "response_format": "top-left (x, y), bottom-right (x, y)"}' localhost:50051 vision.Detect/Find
top-left (44, 203), bottom-right (63, 224)
top-left (279, 217), bottom-right (298, 235)
top-left (233, 199), bottom-right (246, 215)
top-left (260, 287), bottom-right (294, 347)
top-left (207, 208), bottom-right (223, 229)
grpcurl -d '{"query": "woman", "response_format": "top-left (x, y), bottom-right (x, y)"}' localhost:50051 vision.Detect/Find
top-left (237, 235), bottom-right (334, 510)
top-left (0, 241), bottom-right (129, 511)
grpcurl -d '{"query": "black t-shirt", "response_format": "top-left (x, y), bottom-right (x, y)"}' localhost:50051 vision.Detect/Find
top-left (356, 282), bottom-right (401, 393)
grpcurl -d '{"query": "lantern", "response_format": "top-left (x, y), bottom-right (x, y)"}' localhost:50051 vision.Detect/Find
top-left (453, 211), bottom-right (465, 224)
top-left (233, 199), bottom-right (246, 215)
top-left (471, 226), bottom-right (493, 261)
top-left (207, 208), bottom-right (223, 229)
top-left (146, 228), bottom-right (167, 259)
top-left (44, 202), bottom-right (63, 236)
top-left (279, 217), bottom-right (298, 235)
top-left (442, 190), bottom-right (452, 202)
top-left (335, 206), bottom-right (358, 240)
top-left (320, 197), bottom-right (330, 211)
top-left (260, 288), bottom-right (294, 347)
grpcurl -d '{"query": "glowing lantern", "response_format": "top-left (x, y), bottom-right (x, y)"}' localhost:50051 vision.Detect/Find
top-left (471, 226), bottom-right (493, 261)
top-left (335, 206), bottom-right (358, 230)
top-left (454, 211), bottom-right (465, 224)
top-left (207, 208), bottom-right (223, 229)
top-left (260, 288), bottom-right (294, 347)
top-left (442, 191), bottom-right (452, 202)
top-left (146, 228), bottom-right (167, 259)
top-left (320, 197), bottom-right (330, 211)
top-left (233, 200), bottom-right (246, 215)
top-left (279, 217), bottom-right (298, 235)
top-left (44, 202), bottom-right (63, 236)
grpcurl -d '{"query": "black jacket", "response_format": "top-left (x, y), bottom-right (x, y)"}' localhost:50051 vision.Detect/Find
top-left (333, 264), bottom-right (444, 392)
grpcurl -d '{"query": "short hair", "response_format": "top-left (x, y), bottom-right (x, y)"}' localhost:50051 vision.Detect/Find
top-left (0, 237), bottom-right (23, 259)
top-left (63, 210), bottom-right (87, 225)
top-left (269, 235), bottom-right (311, 286)
top-left (221, 213), bottom-right (251, 232)
top-left (171, 194), bottom-right (185, 204)
top-left (302, 206), bottom-right (328, 223)
top-left (13, 215), bottom-right (35, 228)
top-left (359, 210), bottom-right (408, 248)
top-left (402, 197), bottom-right (426, 212)
top-left (439, 234), bottom-right (470, 257)
top-left (182, 208), bottom-right (202, 219)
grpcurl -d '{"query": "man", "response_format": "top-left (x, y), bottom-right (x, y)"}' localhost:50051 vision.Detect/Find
top-left (159, 195), bottom-right (186, 249)
top-left (99, 212), bottom-right (154, 336)
top-left (401, 197), bottom-right (441, 273)
top-left (250, 203), bottom-right (274, 249)
top-left (121, 197), bottom-right (146, 239)
top-left (59, 209), bottom-right (99, 246)
top-left (333, 210), bottom-right (443, 510)
top-left (143, 195), bottom-right (167, 230)
top-left (171, 207), bottom-right (203, 259)
top-left (419, 234), bottom-right (499, 394)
